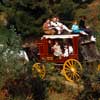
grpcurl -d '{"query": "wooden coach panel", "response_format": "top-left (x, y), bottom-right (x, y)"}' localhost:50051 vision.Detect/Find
top-left (72, 36), bottom-right (79, 59)
top-left (37, 39), bottom-right (48, 59)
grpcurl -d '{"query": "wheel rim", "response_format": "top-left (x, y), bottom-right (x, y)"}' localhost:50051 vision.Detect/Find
top-left (62, 59), bottom-right (82, 82)
top-left (32, 63), bottom-right (46, 79)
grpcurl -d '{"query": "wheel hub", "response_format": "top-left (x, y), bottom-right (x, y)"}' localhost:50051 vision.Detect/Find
top-left (71, 66), bottom-right (76, 73)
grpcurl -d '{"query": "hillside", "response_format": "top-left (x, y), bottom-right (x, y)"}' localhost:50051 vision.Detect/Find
top-left (75, 0), bottom-right (100, 32)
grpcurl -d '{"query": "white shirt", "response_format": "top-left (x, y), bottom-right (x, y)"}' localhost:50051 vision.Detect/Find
top-left (63, 46), bottom-right (73, 57)
top-left (52, 44), bottom-right (62, 56)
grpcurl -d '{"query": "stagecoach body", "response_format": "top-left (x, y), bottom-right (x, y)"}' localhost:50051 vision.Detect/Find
top-left (37, 35), bottom-right (79, 63)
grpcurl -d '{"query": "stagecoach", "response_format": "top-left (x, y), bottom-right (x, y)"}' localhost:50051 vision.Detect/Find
top-left (31, 34), bottom-right (100, 82)
top-left (32, 34), bottom-right (84, 82)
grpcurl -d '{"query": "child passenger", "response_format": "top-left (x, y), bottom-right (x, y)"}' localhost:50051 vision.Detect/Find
top-left (72, 20), bottom-right (96, 42)
top-left (43, 18), bottom-right (56, 35)
top-left (50, 17), bottom-right (72, 34)
top-left (52, 41), bottom-right (62, 59)
top-left (63, 45), bottom-right (73, 57)
top-left (71, 20), bottom-right (88, 35)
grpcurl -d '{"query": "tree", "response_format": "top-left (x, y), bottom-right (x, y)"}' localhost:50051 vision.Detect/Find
top-left (0, 0), bottom-right (76, 36)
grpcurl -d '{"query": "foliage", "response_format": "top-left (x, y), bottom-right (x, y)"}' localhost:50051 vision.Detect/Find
top-left (0, 26), bottom-right (27, 88)
top-left (76, 60), bottom-right (100, 100)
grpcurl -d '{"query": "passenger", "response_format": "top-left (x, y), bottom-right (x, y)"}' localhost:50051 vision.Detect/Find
top-left (85, 25), bottom-right (96, 41)
top-left (71, 20), bottom-right (88, 35)
top-left (56, 17), bottom-right (72, 33)
top-left (79, 16), bottom-right (86, 29)
top-left (79, 16), bottom-right (96, 41)
top-left (43, 18), bottom-right (56, 35)
top-left (50, 17), bottom-right (72, 34)
top-left (52, 41), bottom-right (62, 59)
top-left (63, 45), bottom-right (68, 57)
top-left (63, 45), bottom-right (73, 57)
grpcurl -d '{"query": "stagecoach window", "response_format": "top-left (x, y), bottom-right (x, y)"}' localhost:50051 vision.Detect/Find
top-left (48, 38), bottom-right (73, 59)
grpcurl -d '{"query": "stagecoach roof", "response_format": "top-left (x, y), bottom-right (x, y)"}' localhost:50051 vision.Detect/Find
top-left (42, 34), bottom-right (79, 39)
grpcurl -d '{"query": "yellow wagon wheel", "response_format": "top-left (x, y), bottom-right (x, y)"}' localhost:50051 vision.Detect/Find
top-left (32, 63), bottom-right (46, 79)
top-left (61, 59), bottom-right (82, 82)
top-left (97, 64), bottom-right (100, 71)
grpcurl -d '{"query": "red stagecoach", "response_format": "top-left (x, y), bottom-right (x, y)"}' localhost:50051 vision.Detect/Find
top-left (32, 34), bottom-right (83, 82)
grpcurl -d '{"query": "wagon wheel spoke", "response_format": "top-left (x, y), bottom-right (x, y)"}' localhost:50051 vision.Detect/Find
top-left (73, 72), bottom-right (80, 80)
top-left (65, 70), bottom-right (79, 81)
top-left (32, 63), bottom-right (46, 79)
top-left (64, 62), bottom-right (72, 69)
top-left (62, 59), bottom-right (82, 82)
top-left (64, 67), bottom-right (71, 71)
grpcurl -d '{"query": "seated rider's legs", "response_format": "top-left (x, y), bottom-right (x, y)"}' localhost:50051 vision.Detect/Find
top-left (62, 25), bottom-right (72, 33)
top-left (80, 31), bottom-right (88, 35)
top-left (81, 28), bottom-right (96, 41)
top-left (54, 27), bottom-right (62, 34)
